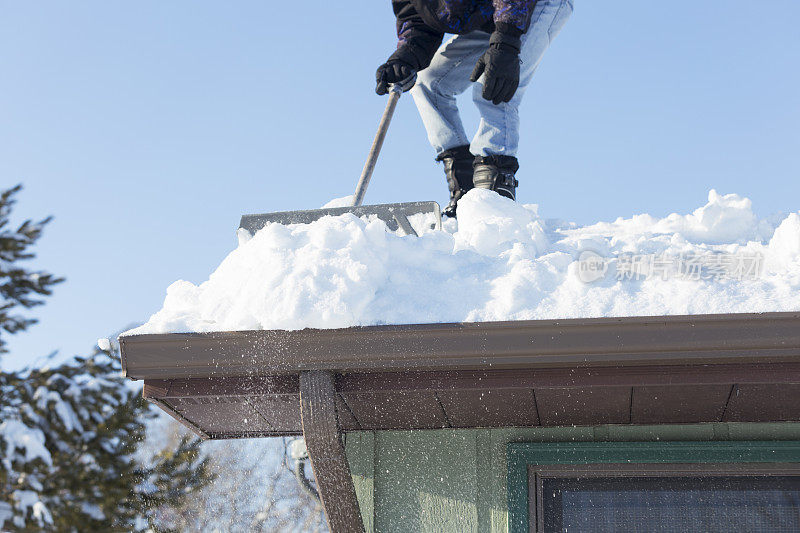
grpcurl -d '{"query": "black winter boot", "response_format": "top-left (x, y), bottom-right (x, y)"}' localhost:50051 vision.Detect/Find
top-left (436, 145), bottom-right (474, 218)
top-left (472, 155), bottom-right (520, 201)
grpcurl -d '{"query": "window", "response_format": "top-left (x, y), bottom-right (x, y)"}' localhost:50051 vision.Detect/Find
top-left (507, 442), bottom-right (800, 533)
top-left (537, 468), bottom-right (800, 532)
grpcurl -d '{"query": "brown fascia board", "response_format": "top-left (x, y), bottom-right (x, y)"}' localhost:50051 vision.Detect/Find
top-left (119, 312), bottom-right (800, 381)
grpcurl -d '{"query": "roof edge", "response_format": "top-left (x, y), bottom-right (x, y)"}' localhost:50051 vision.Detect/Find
top-left (120, 311), bottom-right (800, 380)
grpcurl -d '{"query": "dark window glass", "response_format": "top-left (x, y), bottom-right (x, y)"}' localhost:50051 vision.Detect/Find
top-left (542, 476), bottom-right (800, 533)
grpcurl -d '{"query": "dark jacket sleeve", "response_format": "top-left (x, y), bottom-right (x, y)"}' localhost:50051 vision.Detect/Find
top-left (392, 0), bottom-right (444, 70)
top-left (492, 0), bottom-right (537, 35)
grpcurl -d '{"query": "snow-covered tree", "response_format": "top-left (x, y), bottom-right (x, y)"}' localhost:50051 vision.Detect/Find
top-left (0, 185), bottom-right (63, 357)
top-left (0, 185), bottom-right (212, 530)
top-left (1, 345), bottom-right (214, 531)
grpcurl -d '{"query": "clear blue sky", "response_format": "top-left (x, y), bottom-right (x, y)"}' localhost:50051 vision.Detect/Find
top-left (2, 1), bottom-right (799, 369)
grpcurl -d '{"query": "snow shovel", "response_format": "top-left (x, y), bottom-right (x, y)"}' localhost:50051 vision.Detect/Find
top-left (240, 77), bottom-right (442, 237)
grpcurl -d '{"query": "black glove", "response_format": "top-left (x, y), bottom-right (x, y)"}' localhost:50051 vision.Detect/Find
top-left (376, 32), bottom-right (442, 95)
top-left (469, 32), bottom-right (522, 105)
top-left (375, 48), bottom-right (417, 96)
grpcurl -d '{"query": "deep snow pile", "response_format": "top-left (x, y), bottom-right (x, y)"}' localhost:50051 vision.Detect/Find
top-left (126, 189), bottom-right (800, 336)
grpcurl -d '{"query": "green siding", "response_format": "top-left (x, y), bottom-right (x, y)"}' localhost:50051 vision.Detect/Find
top-left (376, 430), bottom-right (477, 532)
top-left (345, 422), bottom-right (800, 533)
top-left (346, 432), bottom-right (375, 532)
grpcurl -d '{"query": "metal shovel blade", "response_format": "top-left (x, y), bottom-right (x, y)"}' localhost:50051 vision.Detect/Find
top-left (239, 201), bottom-right (442, 237)
top-left (240, 78), bottom-right (441, 238)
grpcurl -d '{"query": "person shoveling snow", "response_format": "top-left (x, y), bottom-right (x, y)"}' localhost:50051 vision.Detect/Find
top-left (240, 1), bottom-right (572, 239)
top-left (376, 0), bottom-right (572, 216)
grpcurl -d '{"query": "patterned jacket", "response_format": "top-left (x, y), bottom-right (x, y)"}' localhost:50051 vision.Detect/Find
top-left (391, 0), bottom-right (536, 70)
top-left (394, 0), bottom-right (536, 41)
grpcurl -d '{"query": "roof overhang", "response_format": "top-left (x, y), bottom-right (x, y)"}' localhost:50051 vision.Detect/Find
top-left (120, 312), bottom-right (800, 439)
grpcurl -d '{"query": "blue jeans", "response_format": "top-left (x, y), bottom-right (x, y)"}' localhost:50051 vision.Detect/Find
top-left (410, 0), bottom-right (573, 157)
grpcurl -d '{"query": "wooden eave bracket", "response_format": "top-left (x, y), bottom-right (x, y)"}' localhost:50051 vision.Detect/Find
top-left (300, 371), bottom-right (365, 533)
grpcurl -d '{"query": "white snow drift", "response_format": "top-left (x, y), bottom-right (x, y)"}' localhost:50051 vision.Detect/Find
top-left (125, 189), bottom-right (800, 336)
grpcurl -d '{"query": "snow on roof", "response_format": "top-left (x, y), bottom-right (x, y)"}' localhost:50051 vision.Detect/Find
top-left (125, 189), bottom-right (800, 336)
